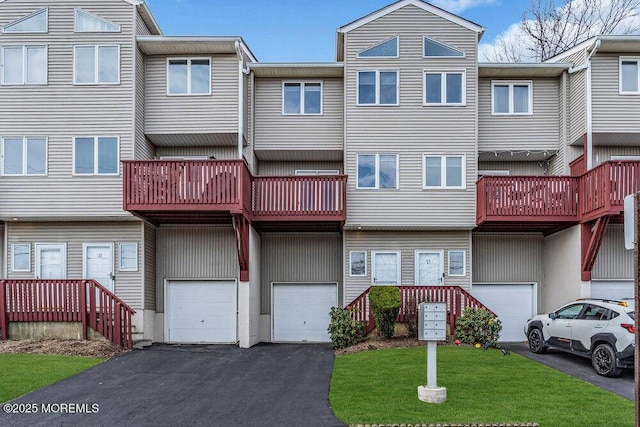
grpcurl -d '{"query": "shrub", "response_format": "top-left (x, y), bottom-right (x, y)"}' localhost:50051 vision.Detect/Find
top-left (402, 295), bottom-right (419, 338)
top-left (328, 307), bottom-right (366, 349)
top-left (454, 307), bottom-right (502, 346)
top-left (369, 286), bottom-right (401, 339)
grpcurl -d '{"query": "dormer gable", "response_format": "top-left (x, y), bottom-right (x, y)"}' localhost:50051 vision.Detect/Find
top-left (2, 8), bottom-right (47, 33)
top-left (74, 8), bottom-right (120, 32)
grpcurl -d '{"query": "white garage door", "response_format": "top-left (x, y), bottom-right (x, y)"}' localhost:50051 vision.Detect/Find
top-left (166, 280), bottom-right (237, 344)
top-left (471, 284), bottom-right (535, 342)
top-left (272, 283), bottom-right (337, 343)
top-left (591, 280), bottom-right (633, 300)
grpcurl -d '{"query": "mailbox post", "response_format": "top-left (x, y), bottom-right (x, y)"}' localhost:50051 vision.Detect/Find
top-left (417, 302), bottom-right (447, 403)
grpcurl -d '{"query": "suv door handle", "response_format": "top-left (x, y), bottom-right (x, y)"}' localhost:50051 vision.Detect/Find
top-left (594, 324), bottom-right (604, 329)
top-left (565, 323), bottom-right (573, 327)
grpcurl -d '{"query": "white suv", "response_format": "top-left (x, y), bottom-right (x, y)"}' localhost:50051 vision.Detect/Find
top-left (525, 298), bottom-right (635, 377)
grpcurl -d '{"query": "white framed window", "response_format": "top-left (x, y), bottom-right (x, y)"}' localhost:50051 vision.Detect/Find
top-left (283, 82), bottom-right (322, 115)
top-left (357, 153), bottom-right (398, 189)
top-left (1, 137), bottom-right (47, 176)
top-left (423, 37), bottom-right (464, 58)
top-left (73, 137), bottom-right (119, 175)
top-left (424, 71), bottom-right (465, 105)
top-left (371, 251), bottom-right (401, 285)
top-left (357, 36), bottom-right (399, 58)
top-left (492, 81), bottom-right (532, 115)
top-left (74, 8), bottom-right (120, 32)
top-left (1, 45), bottom-right (47, 85)
top-left (74, 45), bottom-right (119, 84)
top-left (448, 250), bottom-right (466, 277)
top-left (349, 251), bottom-right (367, 276)
top-left (2, 8), bottom-right (47, 33)
top-left (423, 154), bottom-right (465, 189)
top-left (167, 57), bottom-right (211, 95)
top-left (620, 57), bottom-right (640, 94)
top-left (357, 70), bottom-right (398, 105)
top-left (11, 243), bottom-right (31, 272)
top-left (415, 250), bottom-right (444, 285)
top-left (119, 242), bottom-right (138, 272)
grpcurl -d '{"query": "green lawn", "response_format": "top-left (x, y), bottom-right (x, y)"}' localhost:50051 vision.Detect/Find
top-left (0, 354), bottom-right (103, 403)
top-left (330, 346), bottom-right (634, 426)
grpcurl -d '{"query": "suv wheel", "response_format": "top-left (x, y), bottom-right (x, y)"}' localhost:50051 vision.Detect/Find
top-left (528, 328), bottom-right (547, 354)
top-left (591, 343), bottom-right (622, 377)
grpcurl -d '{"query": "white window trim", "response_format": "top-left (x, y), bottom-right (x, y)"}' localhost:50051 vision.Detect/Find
top-left (73, 45), bottom-right (120, 85)
top-left (619, 57), bottom-right (640, 95)
top-left (423, 70), bottom-right (466, 106)
top-left (371, 250), bottom-right (401, 286)
top-left (356, 153), bottom-right (399, 190)
top-left (11, 243), bottom-right (31, 272)
top-left (2, 8), bottom-right (48, 33)
top-left (1, 136), bottom-right (48, 176)
top-left (447, 250), bottom-right (466, 277)
top-left (72, 136), bottom-right (120, 176)
top-left (356, 69), bottom-right (399, 106)
top-left (294, 170), bottom-right (340, 175)
top-left (166, 57), bottom-right (212, 96)
top-left (34, 243), bottom-right (67, 279)
top-left (423, 154), bottom-right (466, 190)
top-left (1, 45), bottom-right (48, 85)
top-left (119, 242), bottom-right (138, 272)
top-left (414, 250), bottom-right (444, 286)
top-left (423, 36), bottom-right (465, 58)
top-left (491, 80), bottom-right (533, 115)
top-left (356, 35), bottom-right (399, 59)
top-left (281, 81), bottom-right (323, 115)
top-left (349, 251), bottom-right (367, 277)
top-left (74, 8), bottom-right (121, 33)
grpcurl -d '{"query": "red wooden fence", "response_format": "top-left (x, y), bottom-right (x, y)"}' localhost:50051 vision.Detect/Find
top-left (581, 161), bottom-right (640, 221)
top-left (0, 279), bottom-right (135, 349)
top-left (345, 286), bottom-right (496, 336)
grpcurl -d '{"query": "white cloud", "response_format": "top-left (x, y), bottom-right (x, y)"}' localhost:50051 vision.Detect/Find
top-left (429, 0), bottom-right (499, 13)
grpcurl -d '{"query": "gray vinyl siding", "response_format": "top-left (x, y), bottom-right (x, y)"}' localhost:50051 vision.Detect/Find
top-left (260, 233), bottom-right (342, 314)
top-left (592, 54), bottom-right (640, 135)
top-left (344, 5), bottom-right (477, 228)
top-left (344, 231), bottom-right (472, 304)
top-left (254, 78), bottom-right (344, 152)
top-left (155, 146), bottom-right (237, 159)
top-left (478, 161), bottom-right (548, 176)
top-left (593, 146), bottom-right (640, 165)
top-left (143, 221), bottom-right (156, 310)
top-left (472, 233), bottom-right (544, 284)
top-left (144, 54), bottom-right (239, 136)
top-left (135, 44), bottom-right (154, 160)
top-left (550, 72), bottom-right (569, 175)
top-left (593, 226), bottom-right (632, 280)
top-left (0, 0), bottom-right (136, 219)
top-left (567, 50), bottom-right (588, 145)
top-left (135, 9), bottom-right (151, 36)
top-left (6, 221), bottom-right (144, 309)
top-left (258, 161), bottom-right (344, 175)
top-left (478, 78), bottom-right (560, 153)
top-left (155, 226), bottom-right (237, 311)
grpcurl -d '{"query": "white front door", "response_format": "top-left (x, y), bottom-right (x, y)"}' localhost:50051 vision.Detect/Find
top-left (415, 251), bottom-right (444, 285)
top-left (372, 251), bottom-right (400, 285)
top-left (83, 243), bottom-right (114, 292)
top-left (35, 244), bottom-right (66, 279)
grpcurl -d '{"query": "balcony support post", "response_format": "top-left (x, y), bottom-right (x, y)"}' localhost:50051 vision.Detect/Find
top-left (233, 214), bottom-right (250, 281)
top-left (581, 216), bottom-right (610, 281)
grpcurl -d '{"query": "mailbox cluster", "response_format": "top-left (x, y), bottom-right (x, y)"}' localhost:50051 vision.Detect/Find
top-left (418, 302), bottom-right (447, 341)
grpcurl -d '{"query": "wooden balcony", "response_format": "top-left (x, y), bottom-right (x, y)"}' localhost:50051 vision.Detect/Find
top-left (580, 161), bottom-right (640, 222)
top-left (123, 159), bottom-right (251, 224)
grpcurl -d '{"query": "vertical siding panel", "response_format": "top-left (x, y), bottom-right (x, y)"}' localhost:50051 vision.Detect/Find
top-left (593, 226), bottom-right (633, 279)
top-left (143, 222), bottom-right (156, 310)
top-left (472, 234), bottom-right (544, 284)
top-left (258, 161), bottom-right (344, 175)
top-left (155, 146), bottom-right (237, 159)
top-left (478, 161), bottom-right (547, 176)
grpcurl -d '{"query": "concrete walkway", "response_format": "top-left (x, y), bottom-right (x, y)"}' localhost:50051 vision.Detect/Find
top-left (0, 343), bottom-right (345, 427)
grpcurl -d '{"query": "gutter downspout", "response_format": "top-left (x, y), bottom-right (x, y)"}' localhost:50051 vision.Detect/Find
top-left (569, 39), bottom-right (601, 170)
top-left (234, 41), bottom-right (250, 160)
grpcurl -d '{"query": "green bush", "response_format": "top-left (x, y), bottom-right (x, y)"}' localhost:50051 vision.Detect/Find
top-left (369, 286), bottom-right (401, 339)
top-left (328, 307), bottom-right (366, 349)
top-left (454, 307), bottom-right (502, 346)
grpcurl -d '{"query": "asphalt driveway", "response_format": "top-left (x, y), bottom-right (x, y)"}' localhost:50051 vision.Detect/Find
top-left (0, 344), bottom-right (345, 427)
top-left (503, 342), bottom-right (634, 400)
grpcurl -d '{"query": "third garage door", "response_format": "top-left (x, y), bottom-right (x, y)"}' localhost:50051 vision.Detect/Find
top-left (471, 283), bottom-right (535, 342)
top-left (272, 283), bottom-right (337, 343)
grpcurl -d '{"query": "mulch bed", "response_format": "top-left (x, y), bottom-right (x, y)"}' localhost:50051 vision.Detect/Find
top-left (0, 339), bottom-right (127, 359)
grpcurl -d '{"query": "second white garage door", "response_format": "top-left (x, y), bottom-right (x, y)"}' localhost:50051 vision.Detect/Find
top-left (272, 283), bottom-right (337, 343)
top-left (166, 280), bottom-right (237, 344)
top-left (591, 280), bottom-right (633, 300)
top-left (471, 283), bottom-right (535, 342)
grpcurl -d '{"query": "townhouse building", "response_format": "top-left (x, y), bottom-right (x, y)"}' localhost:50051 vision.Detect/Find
top-left (0, 0), bottom-right (637, 346)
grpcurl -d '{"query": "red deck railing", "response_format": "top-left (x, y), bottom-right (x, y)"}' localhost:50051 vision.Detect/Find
top-left (0, 279), bottom-right (135, 349)
top-left (581, 161), bottom-right (640, 222)
top-left (345, 286), bottom-right (496, 336)
top-left (252, 175), bottom-right (347, 221)
top-left (123, 159), bottom-right (251, 214)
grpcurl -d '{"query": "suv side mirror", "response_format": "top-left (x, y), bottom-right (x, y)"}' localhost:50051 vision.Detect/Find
top-left (549, 312), bottom-right (557, 320)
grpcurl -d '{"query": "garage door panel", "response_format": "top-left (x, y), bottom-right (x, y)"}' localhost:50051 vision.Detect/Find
top-left (591, 280), bottom-right (633, 300)
top-left (273, 283), bottom-right (337, 343)
top-left (472, 284), bottom-right (534, 342)
top-left (167, 280), bottom-right (237, 344)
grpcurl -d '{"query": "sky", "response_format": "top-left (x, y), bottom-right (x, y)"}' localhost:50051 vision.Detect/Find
top-left (143, 0), bottom-right (532, 62)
